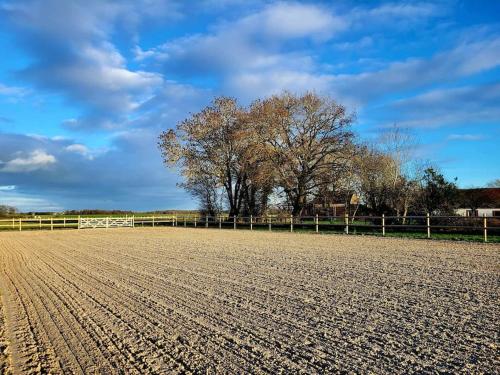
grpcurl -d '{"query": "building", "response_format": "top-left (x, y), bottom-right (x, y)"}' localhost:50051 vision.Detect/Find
top-left (303, 192), bottom-right (360, 217)
top-left (455, 188), bottom-right (500, 217)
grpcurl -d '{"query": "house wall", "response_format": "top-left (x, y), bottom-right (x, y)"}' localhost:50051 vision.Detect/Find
top-left (456, 208), bottom-right (500, 217)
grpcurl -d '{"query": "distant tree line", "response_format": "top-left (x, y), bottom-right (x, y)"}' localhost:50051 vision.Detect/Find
top-left (63, 209), bottom-right (135, 215)
top-left (159, 92), bottom-right (465, 217)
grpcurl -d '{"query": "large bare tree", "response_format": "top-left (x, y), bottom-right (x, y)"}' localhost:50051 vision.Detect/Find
top-left (250, 92), bottom-right (355, 216)
top-left (159, 97), bottom-right (273, 217)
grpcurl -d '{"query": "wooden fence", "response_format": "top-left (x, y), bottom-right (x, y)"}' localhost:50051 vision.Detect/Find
top-left (172, 214), bottom-right (498, 242)
top-left (0, 214), bottom-right (498, 242)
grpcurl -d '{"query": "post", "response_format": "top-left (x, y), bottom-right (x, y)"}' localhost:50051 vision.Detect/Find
top-left (194, 216), bottom-right (197, 228)
top-left (132, 215), bottom-right (135, 228)
top-left (219, 215), bottom-right (222, 229)
top-left (50, 217), bottom-right (53, 231)
top-left (233, 216), bottom-right (236, 230)
top-left (250, 215), bottom-right (253, 231)
top-left (39, 218), bottom-right (42, 229)
top-left (173, 216), bottom-right (175, 227)
top-left (382, 214), bottom-right (385, 236)
top-left (426, 213), bottom-right (430, 239)
top-left (290, 214), bottom-right (293, 232)
top-left (345, 212), bottom-right (349, 234)
top-left (63, 217), bottom-right (66, 228)
top-left (268, 215), bottom-right (271, 231)
top-left (106, 217), bottom-right (109, 229)
top-left (152, 215), bottom-right (155, 227)
top-left (12, 218), bottom-right (14, 229)
top-left (315, 214), bottom-right (319, 233)
top-left (184, 217), bottom-right (186, 227)
top-left (483, 214), bottom-right (488, 243)
top-left (206, 215), bottom-right (208, 228)
top-left (19, 218), bottom-right (21, 231)
top-left (78, 215), bottom-right (81, 230)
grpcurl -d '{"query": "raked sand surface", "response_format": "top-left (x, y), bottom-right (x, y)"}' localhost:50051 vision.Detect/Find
top-left (0, 227), bottom-right (498, 374)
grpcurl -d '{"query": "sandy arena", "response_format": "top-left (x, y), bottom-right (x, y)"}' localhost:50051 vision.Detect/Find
top-left (0, 228), bottom-right (498, 374)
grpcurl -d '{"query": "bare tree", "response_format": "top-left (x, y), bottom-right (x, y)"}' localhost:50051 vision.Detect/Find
top-left (376, 124), bottom-right (423, 219)
top-left (180, 171), bottom-right (223, 216)
top-left (0, 205), bottom-right (17, 217)
top-left (250, 92), bottom-right (355, 216)
top-left (357, 147), bottom-right (394, 215)
top-left (486, 179), bottom-right (500, 188)
top-left (159, 97), bottom-right (274, 217)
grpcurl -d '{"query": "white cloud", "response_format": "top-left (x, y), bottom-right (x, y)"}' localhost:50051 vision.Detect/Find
top-left (0, 185), bottom-right (16, 191)
top-left (139, 2), bottom-right (344, 73)
top-left (1, 150), bottom-right (57, 173)
top-left (64, 143), bottom-right (97, 160)
top-left (0, 190), bottom-right (62, 211)
top-left (65, 144), bottom-right (89, 154)
top-left (355, 2), bottom-right (442, 19)
top-left (0, 83), bottom-right (29, 102)
top-left (447, 134), bottom-right (485, 141)
top-left (2, 0), bottom-right (167, 130)
top-left (0, 83), bottom-right (28, 96)
top-left (227, 70), bottom-right (333, 102)
top-left (377, 82), bottom-right (500, 128)
top-left (243, 2), bottom-right (346, 40)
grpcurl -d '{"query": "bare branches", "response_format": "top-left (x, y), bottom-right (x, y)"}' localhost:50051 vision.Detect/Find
top-left (249, 92), bottom-right (355, 215)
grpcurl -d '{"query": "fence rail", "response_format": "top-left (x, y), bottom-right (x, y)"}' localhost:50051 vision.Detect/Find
top-left (0, 214), bottom-right (498, 242)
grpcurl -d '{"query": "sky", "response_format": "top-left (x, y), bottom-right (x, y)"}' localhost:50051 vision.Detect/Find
top-left (0, 0), bottom-right (499, 212)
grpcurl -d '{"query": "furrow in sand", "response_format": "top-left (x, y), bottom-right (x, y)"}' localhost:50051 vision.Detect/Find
top-left (32, 238), bottom-right (275, 374)
top-left (41, 235), bottom-right (327, 372)
top-left (0, 243), bottom-right (66, 373)
top-left (0, 228), bottom-right (497, 374)
top-left (0, 278), bottom-right (13, 375)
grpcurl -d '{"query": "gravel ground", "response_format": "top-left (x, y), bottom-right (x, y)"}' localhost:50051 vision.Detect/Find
top-left (0, 228), bottom-right (498, 374)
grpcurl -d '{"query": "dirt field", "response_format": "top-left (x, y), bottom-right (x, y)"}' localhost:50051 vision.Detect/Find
top-left (0, 228), bottom-right (498, 374)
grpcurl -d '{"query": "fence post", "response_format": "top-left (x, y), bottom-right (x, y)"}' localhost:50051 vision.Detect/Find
top-left (19, 218), bottom-right (21, 231)
top-left (173, 215), bottom-right (176, 227)
top-left (132, 215), bottom-right (135, 228)
top-left (152, 215), bottom-right (155, 227)
top-left (12, 218), bottom-right (14, 229)
top-left (290, 214), bottom-right (293, 232)
top-left (382, 214), bottom-right (385, 236)
top-left (426, 213), bottom-right (431, 239)
top-left (345, 213), bottom-right (349, 234)
top-left (315, 214), bottom-right (319, 233)
top-left (184, 217), bottom-right (186, 227)
top-left (194, 216), bottom-right (197, 228)
top-left (50, 218), bottom-right (53, 231)
top-left (250, 215), bottom-right (253, 231)
top-left (39, 217), bottom-right (42, 229)
top-left (78, 215), bottom-right (81, 230)
top-left (218, 215), bottom-right (221, 229)
top-left (233, 216), bottom-right (236, 230)
top-left (483, 214), bottom-right (487, 243)
top-left (63, 217), bottom-right (66, 228)
top-left (268, 215), bottom-right (271, 231)
top-left (206, 215), bottom-right (209, 228)
top-left (106, 217), bottom-right (109, 229)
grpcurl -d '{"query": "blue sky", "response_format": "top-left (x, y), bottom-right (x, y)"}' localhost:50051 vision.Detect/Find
top-left (0, 0), bottom-right (499, 211)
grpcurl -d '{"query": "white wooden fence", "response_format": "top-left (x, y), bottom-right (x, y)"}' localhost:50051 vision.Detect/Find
top-left (78, 217), bottom-right (134, 229)
top-left (1, 214), bottom-right (497, 242)
top-left (0, 215), bottom-right (175, 231)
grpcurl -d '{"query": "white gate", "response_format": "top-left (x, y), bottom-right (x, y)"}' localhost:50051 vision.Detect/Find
top-left (78, 217), bottom-right (134, 229)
